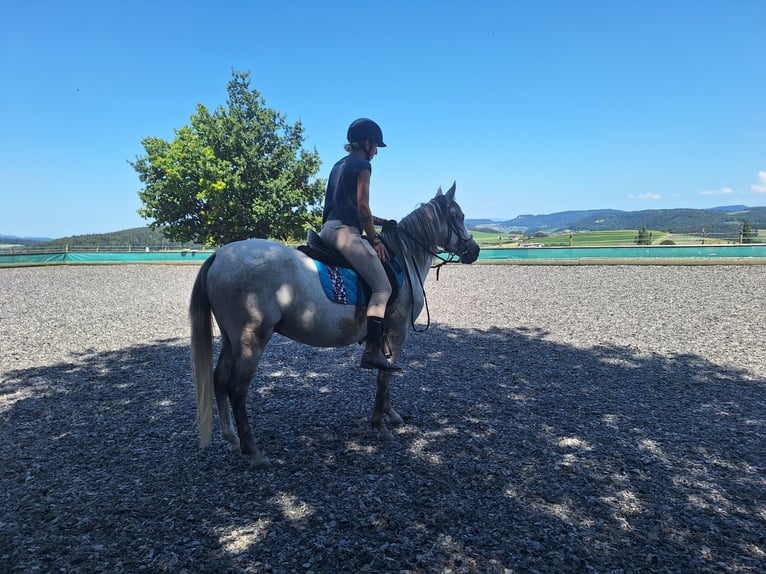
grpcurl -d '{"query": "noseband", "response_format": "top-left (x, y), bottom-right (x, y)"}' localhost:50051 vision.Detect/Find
top-left (433, 195), bottom-right (476, 267)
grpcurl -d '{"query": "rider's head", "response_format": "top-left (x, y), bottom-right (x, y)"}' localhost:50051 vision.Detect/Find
top-left (345, 118), bottom-right (386, 161)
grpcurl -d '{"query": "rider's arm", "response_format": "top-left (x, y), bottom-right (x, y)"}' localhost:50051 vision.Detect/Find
top-left (357, 169), bottom-right (389, 261)
top-left (356, 169), bottom-right (377, 239)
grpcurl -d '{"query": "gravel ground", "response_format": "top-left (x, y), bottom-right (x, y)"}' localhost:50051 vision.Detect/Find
top-left (1, 263), bottom-right (764, 573)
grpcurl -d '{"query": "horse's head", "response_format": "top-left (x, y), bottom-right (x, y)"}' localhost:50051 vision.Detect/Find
top-left (433, 182), bottom-right (481, 264)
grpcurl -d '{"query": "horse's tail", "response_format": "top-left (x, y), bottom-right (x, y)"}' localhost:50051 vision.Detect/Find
top-left (190, 254), bottom-right (216, 449)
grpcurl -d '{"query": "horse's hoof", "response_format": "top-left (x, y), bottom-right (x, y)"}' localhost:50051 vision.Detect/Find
top-left (377, 429), bottom-right (395, 442)
top-left (222, 432), bottom-right (240, 450)
top-left (251, 455), bottom-right (272, 469)
top-left (229, 444), bottom-right (242, 454)
top-left (387, 411), bottom-right (404, 426)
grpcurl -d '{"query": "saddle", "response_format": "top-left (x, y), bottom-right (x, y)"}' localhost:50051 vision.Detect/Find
top-left (297, 230), bottom-right (401, 305)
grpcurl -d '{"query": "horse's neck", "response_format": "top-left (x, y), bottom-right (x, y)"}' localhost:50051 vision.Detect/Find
top-left (397, 232), bottom-right (437, 299)
top-left (397, 203), bottom-right (442, 287)
top-left (408, 250), bottom-right (435, 285)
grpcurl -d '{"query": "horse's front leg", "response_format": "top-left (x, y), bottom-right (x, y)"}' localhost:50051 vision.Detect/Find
top-left (372, 370), bottom-right (393, 441)
top-left (386, 393), bottom-right (404, 426)
top-left (372, 370), bottom-right (403, 441)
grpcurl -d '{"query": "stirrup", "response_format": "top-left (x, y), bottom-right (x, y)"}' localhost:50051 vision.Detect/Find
top-left (360, 355), bottom-right (403, 372)
top-left (360, 343), bottom-right (402, 372)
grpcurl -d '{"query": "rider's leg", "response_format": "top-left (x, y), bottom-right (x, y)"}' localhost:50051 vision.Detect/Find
top-left (359, 314), bottom-right (402, 371)
top-left (319, 222), bottom-right (401, 371)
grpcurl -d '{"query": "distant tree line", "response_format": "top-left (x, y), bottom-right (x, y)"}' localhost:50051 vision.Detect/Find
top-left (0, 237), bottom-right (43, 247)
top-left (470, 207), bottom-right (766, 237)
top-left (571, 210), bottom-right (766, 238)
top-left (31, 227), bottom-right (203, 250)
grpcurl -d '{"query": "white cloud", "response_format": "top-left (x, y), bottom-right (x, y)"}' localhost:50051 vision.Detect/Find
top-left (700, 187), bottom-right (734, 196)
top-left (697, 171), bottom-right (766, 198)
top-left (628, 192), bottom-right (661, 200)
top-left (752, 171), bottom-right (766, 194)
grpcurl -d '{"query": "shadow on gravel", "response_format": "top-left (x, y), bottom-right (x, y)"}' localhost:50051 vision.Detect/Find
top-left (1, 327), bottom-right (764, 573)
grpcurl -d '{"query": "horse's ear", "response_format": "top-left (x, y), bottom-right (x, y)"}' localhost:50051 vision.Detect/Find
top-left (435, 186), bottom-right (443, 197)
top-left (446, 181), bottom-right (456, 200)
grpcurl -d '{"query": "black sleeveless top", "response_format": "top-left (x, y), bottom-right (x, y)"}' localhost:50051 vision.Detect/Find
top-left (322, 154), bottom-right (371, 229)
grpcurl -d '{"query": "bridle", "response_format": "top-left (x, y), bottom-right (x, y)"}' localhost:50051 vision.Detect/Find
top-left (383, 195), bottom-right (475, 332)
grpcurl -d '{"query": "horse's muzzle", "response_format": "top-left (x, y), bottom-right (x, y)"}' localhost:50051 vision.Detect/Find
top-left (459, 241), bottom-right (481, 264)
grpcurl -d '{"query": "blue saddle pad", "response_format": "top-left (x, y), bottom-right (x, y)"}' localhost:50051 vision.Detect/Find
top-left (313, 259), bottom-right (403, 305)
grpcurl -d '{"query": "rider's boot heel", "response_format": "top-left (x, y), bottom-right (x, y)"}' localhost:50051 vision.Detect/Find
top-left (360, 317), bottom-right (402, 372)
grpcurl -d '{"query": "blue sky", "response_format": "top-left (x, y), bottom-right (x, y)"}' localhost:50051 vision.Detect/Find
top-left (2, 0), bottom-right (765, 238)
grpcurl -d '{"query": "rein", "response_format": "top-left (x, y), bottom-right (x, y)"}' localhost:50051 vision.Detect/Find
top-left (382, 228), bottom-right (432, 333)
top-left (398, 227), bottom-right (460, 278)
top-left (382, 198), bottom-right (466, 333)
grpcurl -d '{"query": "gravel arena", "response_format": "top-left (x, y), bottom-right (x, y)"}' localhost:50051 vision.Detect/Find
top-left (1, 263), bottom-right (764, 573)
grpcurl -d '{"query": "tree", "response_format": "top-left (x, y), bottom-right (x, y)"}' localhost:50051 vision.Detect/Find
top-left (131, 70), bottom-right (325, 246)
top-left (635, 226), bottom-right (652, 245)
top-left (741, 220), bottom-right (757, 244)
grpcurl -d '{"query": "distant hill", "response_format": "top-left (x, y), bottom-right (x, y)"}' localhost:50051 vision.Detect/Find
top-left (0, 234), bottom-right (54, 246)
top-left (2, 227), bottom-right (203, 250)
top-left (487, 209), bottom-right (623, 232)
top-left (6, 204), bottom-right (765, 249)
top-left (467, 205), bottom-right (766, 236)
top-left (704, 205), bottom-right (749, 212)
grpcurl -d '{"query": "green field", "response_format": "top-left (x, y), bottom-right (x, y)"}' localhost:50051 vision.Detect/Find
top-left (472, 229), bottom-right (646, 247)
top-left (471, 229), bottom-right (745, 247)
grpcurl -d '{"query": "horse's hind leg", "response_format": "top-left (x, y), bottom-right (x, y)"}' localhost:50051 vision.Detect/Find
top-left (228, 368), bottom-right (270, 468)
top-left (227, 331), bottom-right (272, 468)
top-left (213, 334), bottom-right (240, 452)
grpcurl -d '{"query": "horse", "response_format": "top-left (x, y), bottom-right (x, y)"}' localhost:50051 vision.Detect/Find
top-left (190, 182), bottom-right (480, 467)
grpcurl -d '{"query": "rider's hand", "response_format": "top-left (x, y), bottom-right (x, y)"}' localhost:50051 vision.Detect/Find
top-left (374, 242), bottom-right (389, 263)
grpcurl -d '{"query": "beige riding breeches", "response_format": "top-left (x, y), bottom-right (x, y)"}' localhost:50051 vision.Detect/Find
top-left (319, 220), bottom-right (391, 318)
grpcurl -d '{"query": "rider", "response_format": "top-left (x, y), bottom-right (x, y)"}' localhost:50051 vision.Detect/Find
top-left (320, 118), bottom-right (401, 372)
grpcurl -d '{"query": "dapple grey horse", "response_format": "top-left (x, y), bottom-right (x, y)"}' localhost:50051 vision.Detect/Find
top-left (190, 183), bottom-right (480, 467)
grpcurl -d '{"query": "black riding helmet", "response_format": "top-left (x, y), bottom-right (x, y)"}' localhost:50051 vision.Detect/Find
top-left (347, 118), bottom-right (387, 148)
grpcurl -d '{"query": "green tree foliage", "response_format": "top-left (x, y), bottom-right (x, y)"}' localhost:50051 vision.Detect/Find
top-left (131, 70), bottom-right (324, 246)
top-left (741, 220), bottom-right (757, 243)
top-left (636, 226), bottom-right (653, 245)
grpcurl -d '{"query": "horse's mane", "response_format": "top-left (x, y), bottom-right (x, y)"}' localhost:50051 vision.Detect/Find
top-left (394, 195), bottom-right (448, 263)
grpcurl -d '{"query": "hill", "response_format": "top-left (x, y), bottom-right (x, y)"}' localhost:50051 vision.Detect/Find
top-left (0, 235), bottom-right (53, 246)
top-left (6, 204), bottom-right (765, 249)
top-left (2, 227), bottom-right (203, 250)
top-left (467, 205), bottom-right (766, 236)
top-left (475, 209), bottom-right (623, 233)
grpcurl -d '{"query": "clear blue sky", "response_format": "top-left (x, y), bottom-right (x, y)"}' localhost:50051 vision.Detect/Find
top-left (2, 0), bottom-right (765, 238)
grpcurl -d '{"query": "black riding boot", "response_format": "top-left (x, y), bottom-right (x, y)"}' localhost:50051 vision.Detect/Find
top-left (360, 317), bottom-right (402, 372)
